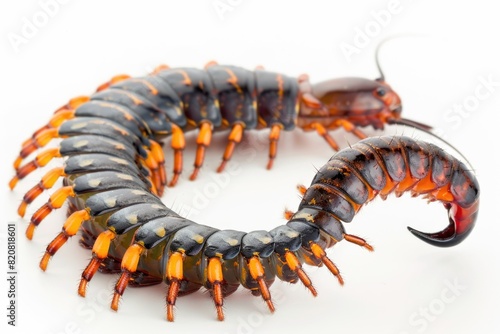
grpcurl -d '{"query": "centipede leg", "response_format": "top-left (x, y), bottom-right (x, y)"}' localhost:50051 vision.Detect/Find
top-left (26, 185), bottom-right (75, 240)
top-left (190, 122), bottom-right (213, 181)
top-left (217, 123), bottom-right (244, 173)
top-left (149, 140), bottom-right (167, 194)
top-left (17, 167), bottom-right (66, 217)
top-left (17, 96), bottom-right (85, 153)
top-left (333, 119), bottom-right (367, 140)
top-left (207, 257), bottom-right (225, 321)
top-left (166, 251), bottom-right (184, 322)
top-left (168, 124), bottom-right (185, 187)
top-left (267, 124), bottom-right (282, 170)
top-left (311, 122), bottom-right (340, 151)
top-left (343, 233), bottom-right (374, 251)
top-left (284, 251), bottom-right (317, 296)
top-left (310, 242), bottom-right (344, 286)
top-left (248, 256), bottom-right (275, 313)
top-left (297, 184), bottom-right (307, 196)
top-left (111, 244), bottom-right (143, 311)
top-left (40, 209), bottom-right (91, 271)
top-left (9, 147), bottom-right (62, 190)
top-left (79, 230), bottom-right (116, 297)
top-left (141, 151), bottom-right (161, 196)
top-left (283, 209), bottom-right (294, 220)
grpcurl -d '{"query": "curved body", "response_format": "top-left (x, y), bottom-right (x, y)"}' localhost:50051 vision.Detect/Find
top-left (8, 64), bottom-right (472, 322)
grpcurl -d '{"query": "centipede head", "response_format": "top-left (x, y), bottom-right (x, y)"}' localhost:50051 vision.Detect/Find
top-left (297, 76), bottom-right (406, 130)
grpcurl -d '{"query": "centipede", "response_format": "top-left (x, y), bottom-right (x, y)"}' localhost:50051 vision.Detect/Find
top-left (8, 61), bottom-right (479, 322)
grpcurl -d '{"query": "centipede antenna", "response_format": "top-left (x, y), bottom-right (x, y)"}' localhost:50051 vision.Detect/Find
top-left (375, 39), bottom-right (386, 82)
top-left (374, 33), bottom-right (429, 81)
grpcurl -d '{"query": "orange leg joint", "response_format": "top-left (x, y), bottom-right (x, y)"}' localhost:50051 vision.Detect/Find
top-left (248, 256), bottom-right (275, 313)
top-left (208, 257), bottom-right (225, 321)
top-left (79, 230), bottom-right (116, 297)
top-left (166, 251), bottom-right (184, 322)
top-left (111, 243), bottom-right (144, 311)
top-left (40, 209), bottom-right (91, 271)
top-left (190, 122), bottom-right (213, 181)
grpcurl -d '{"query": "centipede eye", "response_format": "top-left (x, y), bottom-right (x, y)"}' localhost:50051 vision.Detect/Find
top-left (376, 88), bottom-right (386, 97)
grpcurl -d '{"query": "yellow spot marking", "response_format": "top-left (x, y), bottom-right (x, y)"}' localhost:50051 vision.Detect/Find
top-left (73, 140), bottom-right (89, 148)
top-left (155, 227), bottom-right (166, 238)
top-left (192, 234), bottom-right (204, 244)
top-left (294, 212), bottom-right (315, 222)
top-left (151, 204), bottom-right (165, 210)
top-left (88, 178), bottom-right (102, 188)
top-left (108, 157), bottom-right (129, 165)
top-left (286, 230), bottom-right (300, 238)
top-left (78, 159), bottom-right (94, 167)
top-left (114, 144), bottom-right (126, 150)
top-left (259, 236), bottom-right (272, 244)
top-left (308, 198), bottom-right (317, 206)
top-left (71, 122), bottom-right (87, 130)
top-left (116, 173), bottom-right (134, 181)
top-left (131, 189), bottom-right (147, 195)
top-left (226, 238), bottom-right (239, 246)
top-left (104, 197), bottom-right (117, 208)
top-left (126, 214), bottom-right (138, 225)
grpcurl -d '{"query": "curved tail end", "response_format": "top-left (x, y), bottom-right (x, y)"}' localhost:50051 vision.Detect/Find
top-left (407, 201), bottom-right (479, 248)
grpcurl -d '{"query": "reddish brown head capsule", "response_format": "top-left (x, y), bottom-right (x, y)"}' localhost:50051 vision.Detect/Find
top-left (298, 76), bottom-right (402, 130)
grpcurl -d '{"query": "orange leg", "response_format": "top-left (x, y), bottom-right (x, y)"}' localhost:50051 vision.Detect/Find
top-left (79, 230), bottom-right (116, 297)
top-left (140, 151), bottom-right (161, 196)
top-left (190, 122), bottom-right (213, 181)
top-left (26, 185), bottom-right (75, 240)
top-left (217, 123), bottom-right (244, 173)
top-left (9, 148), bottom-right (61, 190)
top-left (283, 209), bottom-right (294, 220)
top-left (15, 128), bottom-right (61, 171)
top-left (39, 210), bottom-right (91, 270)
top-left (248, 256), bottom-right (275, 313)
top-left (149, 140), bottom-right (167, 194)
top-left (284, 251), bottom-right (317, 296)
top-left (310, 122), bottom-right (340, 151)
top-left (267, 124), bottom-right (282, 170)
top-left (297, 184), bottom-right (307, 196)
top-left (111, 244), bottom-right (143, 311)
top-left (19, 97), bottom-right (84, 148)
top-left (17, 167), bottom-right (66, 217)
top-left (168, 124), bottom-right (186, 187)
top-left (207, 257), bottom-right (225, 321)
top-left (166, 251), bottom-right (185, 322)
top-left (16, 110), bottom-right (75, 169)
top-left (333, 119), bottom-right (368, 140)
top-left (310, 242), bottom-right (344, 286)
top-left (343, 233), bottom-right (374, 252)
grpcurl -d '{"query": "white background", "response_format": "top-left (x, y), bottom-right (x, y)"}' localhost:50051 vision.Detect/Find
top-left (1, 1), bottom-right (499, 333)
